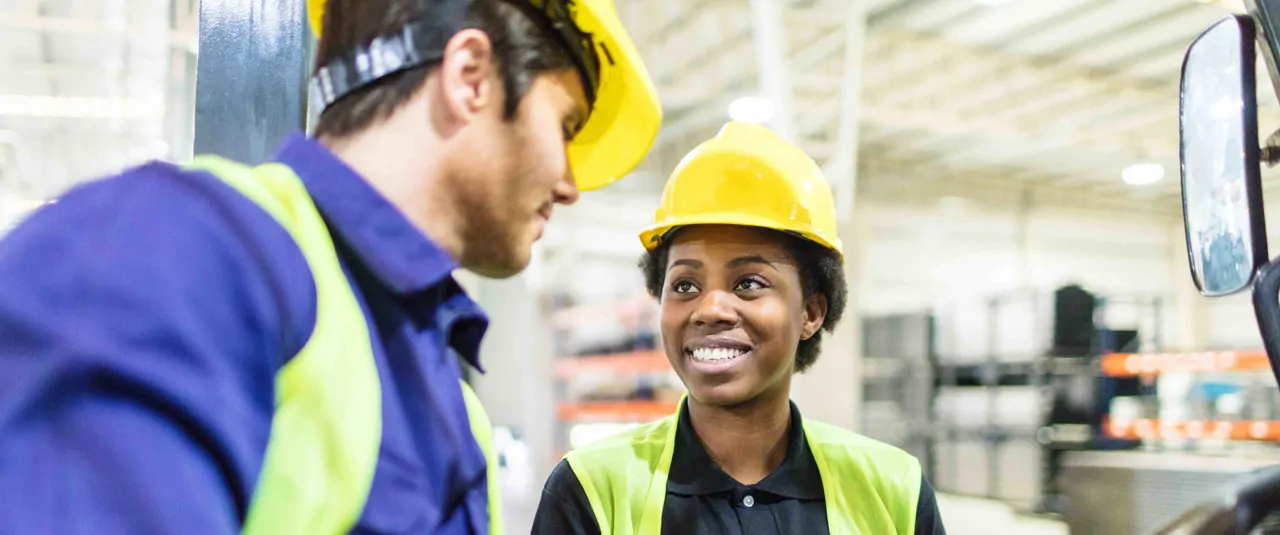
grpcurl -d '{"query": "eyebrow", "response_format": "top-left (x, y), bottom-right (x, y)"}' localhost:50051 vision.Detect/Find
top-left (727, 255), bottom-right (775, 269)
top-left (668, 258), bottom-right (702, 271)
top-left (667, 256), bottom-right (775, 272)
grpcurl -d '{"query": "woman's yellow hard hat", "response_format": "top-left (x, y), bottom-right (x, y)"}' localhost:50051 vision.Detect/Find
top-left (639, 121), bottom-right (843, 257)
top-left (306, 0), bottom-right (662, 192)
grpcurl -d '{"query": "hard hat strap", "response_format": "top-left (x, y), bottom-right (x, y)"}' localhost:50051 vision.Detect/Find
top-left (310, 18), bottom-right (455, 111)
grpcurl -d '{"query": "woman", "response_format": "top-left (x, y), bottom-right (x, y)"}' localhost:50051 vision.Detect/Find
top-left (532, 122), bottom-right (946, 535)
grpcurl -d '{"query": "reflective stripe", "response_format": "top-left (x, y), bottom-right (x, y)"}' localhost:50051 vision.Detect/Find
top-left (460, 381), bottom-right (504, 535)
top-left (187, 155), bottom-right (502, 534)
top-left (565, 397), bottom-right (920, 535)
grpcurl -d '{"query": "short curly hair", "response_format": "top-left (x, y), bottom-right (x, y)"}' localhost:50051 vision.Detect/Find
top-left (638, 228), bottom-right (847, 373)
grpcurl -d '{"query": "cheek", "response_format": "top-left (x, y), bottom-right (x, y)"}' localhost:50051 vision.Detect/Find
top-left (659, 299), bottom-right (688, 340)
top-left (745, 298), bottom-right (802, 350)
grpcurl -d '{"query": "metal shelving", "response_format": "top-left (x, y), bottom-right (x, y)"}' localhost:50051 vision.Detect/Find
top-left (861, 313), bottom-right (936, 474)
top-left (920, 288), bottom-right (1168, 513)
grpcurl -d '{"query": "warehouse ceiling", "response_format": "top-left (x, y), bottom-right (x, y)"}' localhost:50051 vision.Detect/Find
top-left (620, 0), bottom-right (1264, 214)
top-left (0, 0), bottom-right (1264, 216)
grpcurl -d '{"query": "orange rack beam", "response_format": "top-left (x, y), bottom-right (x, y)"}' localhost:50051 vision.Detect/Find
top-left (554, 350), bottom-right (671, 377)
top-left (1100, 351), bottom-right (1272, 377)
top-left (557, 401), bottom-right (677, 422)
top-left (1106, 418), bottom-right (1280, 441)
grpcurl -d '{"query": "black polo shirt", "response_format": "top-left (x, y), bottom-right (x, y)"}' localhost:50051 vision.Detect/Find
top-left (532, 401), bottom-right (947, 535)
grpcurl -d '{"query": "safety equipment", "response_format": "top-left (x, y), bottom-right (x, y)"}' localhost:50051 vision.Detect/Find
top-left (563, 397), bottom-right (922, 535)
top-left (185, 155), bottom-right (503, 535)
top-left (304, 0), bottom-right (662, 192)
top-left (638, 121), bottom-right (843, 256)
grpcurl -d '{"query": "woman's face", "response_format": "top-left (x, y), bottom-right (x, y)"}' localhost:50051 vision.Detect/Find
top-left (659, 225), bottom-right (827, 407)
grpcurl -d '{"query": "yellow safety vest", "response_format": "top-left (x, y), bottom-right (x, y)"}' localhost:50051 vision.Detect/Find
top-left (184, 155), bottom-right (504, 535)
top-left (564, 404), bottom-right (920, 535)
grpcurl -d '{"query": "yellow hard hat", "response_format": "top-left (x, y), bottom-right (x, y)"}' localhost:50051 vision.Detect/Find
top-left (305, 0), bottom-right (661, 192)
top-left (638, 122), bottom-right (843, 257)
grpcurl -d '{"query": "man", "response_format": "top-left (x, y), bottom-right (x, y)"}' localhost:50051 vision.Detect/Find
top-left (0, 0), bottom-right (660, 533)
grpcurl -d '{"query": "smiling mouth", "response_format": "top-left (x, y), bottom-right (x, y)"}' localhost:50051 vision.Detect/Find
top-left (687, 347), bottom-right (749, 361)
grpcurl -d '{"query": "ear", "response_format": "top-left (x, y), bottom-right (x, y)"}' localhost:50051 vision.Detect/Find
top-left (437, 29), bottom-right (498, 125)
top-left (801, 293), bottom-right (828, 340)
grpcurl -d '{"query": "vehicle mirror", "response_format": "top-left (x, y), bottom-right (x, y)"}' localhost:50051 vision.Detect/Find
top-left (1180, 15), bottom-right (1269, 297)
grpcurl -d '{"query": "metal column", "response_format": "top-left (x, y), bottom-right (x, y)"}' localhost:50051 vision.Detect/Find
top-left (748, 0), bottom-right (796, 142)
top-left (826, 4), bottom-right (867, 222)
top-left (193, 0), bottom-right (313, 164)
top-left (790, 4), bottom-right (870, 433)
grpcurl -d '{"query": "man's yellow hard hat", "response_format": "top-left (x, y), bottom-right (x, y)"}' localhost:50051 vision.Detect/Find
top-left (306, 0), bottom-right (662, 192)
top-left (639, 121), bottom-right (843, 257)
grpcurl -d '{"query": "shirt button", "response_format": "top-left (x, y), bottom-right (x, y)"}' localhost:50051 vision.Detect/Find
top-left (743, 495), bottom-right (755, 508)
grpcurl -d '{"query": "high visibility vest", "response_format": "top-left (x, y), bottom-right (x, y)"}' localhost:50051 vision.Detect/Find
top-left (184, 155), bottom-right (504, 535)
top-left (564, 406), bottom-right (920, 535)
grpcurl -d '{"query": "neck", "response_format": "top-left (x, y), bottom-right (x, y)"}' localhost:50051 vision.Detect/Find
top-left (317, 105), bottom-right (465, 262)
top-left (686, 386), bottom-right (793, 485)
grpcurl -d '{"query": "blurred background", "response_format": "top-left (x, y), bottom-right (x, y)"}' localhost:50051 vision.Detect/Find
top-left (4, 0), bottom-right (1280, 533)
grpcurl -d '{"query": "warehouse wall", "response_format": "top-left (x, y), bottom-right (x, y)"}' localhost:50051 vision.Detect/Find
top-left (858, 199), bottom-right (1177, 315)
top-left (791, 196), bottom-right (1186, 434)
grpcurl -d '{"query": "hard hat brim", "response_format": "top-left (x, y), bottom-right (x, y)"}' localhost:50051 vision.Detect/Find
top-left (566, 0), bottom-right (663, 192)
top-left (638, 213), bottom-right (844, 258)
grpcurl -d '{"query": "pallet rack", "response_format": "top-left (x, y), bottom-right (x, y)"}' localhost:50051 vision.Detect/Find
top-left (918, 288), bottom-right (1167, 513)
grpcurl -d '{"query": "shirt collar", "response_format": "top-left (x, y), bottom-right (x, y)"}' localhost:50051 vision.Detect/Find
top-left (667, 399), bottom-right (825, 501)
top-left (273, 133), bottom-right (457, 294)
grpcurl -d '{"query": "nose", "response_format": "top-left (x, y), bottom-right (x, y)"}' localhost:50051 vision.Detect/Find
top-left (691, 290), bottom-right (739, 327)
top-left (553, 157), bottom-right (581, 206)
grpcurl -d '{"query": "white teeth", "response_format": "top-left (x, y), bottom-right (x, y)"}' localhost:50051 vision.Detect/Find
top-left (690, 347), bottom-right (747, 361)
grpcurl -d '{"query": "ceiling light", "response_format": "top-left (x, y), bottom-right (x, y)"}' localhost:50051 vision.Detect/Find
top-left (973, 0), bottom-right (1015, 5)
top-left (727, 96), bottom-right (775, 125)
top-left (1122, 163), bottom-right (1165, 186)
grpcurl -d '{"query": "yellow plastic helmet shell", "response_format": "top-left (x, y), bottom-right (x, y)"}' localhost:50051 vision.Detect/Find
top-left (307, 0), bottom-right (325, 39)
top-left (305, 0), bottom-right (662, 192)
top-left (562, 0), bottom-right (663, 191)
top-left (638, 122), bottom-right (843, 257)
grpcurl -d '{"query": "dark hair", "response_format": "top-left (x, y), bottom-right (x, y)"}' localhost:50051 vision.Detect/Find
top-left (313, 0), bottom-right (577, 139)
top-left (638, 228), bottom-right (847, 373)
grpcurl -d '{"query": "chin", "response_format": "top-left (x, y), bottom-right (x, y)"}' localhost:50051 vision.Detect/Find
top-left (463, 244), bottom-right (531, 279)
top-left (469, 258), bottom-right (528, 279)
top-left (687, 381), bottom-right (758, 408)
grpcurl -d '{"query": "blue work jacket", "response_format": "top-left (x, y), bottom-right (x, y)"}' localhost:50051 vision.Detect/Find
top-left (0, 134), bottom-right (492, 534)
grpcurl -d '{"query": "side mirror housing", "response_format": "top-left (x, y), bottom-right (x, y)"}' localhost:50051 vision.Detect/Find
top-left (1180, 14), bottom-right (1269, 296)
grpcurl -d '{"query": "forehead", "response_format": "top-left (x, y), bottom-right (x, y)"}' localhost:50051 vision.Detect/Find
top-left (667, 225), bottom-right (794, 262)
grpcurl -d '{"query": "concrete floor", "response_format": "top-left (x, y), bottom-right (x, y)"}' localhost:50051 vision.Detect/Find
top-left (937, 494), bottom-right (1068, 535)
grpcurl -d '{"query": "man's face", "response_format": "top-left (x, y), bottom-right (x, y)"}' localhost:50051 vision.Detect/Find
top-left (451, 68), bottom-right (588, 278)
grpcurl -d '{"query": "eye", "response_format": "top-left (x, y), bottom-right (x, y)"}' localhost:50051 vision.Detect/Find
top-left (735, 277), bottom-right (767, 292)
top-left (563, 125), bottom-right (576, 142)
top-left (671, 279), bottom-right (699, 294)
